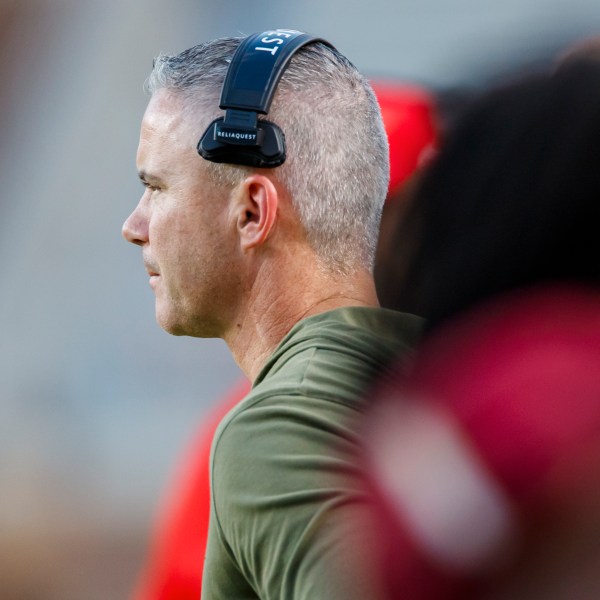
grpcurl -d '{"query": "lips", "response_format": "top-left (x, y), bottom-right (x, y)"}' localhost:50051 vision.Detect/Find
top-left (143, 256), bottom-right (161, 291)
top-left (143, 255), bottom-right (160, 278)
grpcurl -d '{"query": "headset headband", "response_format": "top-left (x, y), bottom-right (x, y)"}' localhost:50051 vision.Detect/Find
top-left (197, 29), bottom-right (333, 168)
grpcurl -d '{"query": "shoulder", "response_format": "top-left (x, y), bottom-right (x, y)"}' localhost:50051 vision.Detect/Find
top-left (211, 306), bottom-right (424, 478)
top-left (209, 386), bottom-right (368, 592)
top-left (211, 385), bottom-right (362, 495)
top-left (254, 306), bottom-right (423, 396)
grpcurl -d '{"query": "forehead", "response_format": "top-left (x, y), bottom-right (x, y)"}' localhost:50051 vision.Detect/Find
top-left (140, 90), bottom-right (192, 149)
top-left (137, 89), bottom-right (207, 175)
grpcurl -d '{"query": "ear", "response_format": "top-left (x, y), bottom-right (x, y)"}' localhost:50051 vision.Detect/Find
top-left (235, 174), bottom-right (279, 251)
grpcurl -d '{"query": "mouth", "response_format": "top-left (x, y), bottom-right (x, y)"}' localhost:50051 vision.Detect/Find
top-left (143, 257), bottom-right (160, 286)
top-left (147, 271), bottom-right (160, 290)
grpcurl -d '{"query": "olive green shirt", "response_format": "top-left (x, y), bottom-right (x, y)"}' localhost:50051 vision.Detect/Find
top-left (202, 306), bottom-right (422, 600)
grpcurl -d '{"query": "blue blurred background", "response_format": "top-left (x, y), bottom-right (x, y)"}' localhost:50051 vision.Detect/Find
top-left (0, 1), bottom-right (599, 597)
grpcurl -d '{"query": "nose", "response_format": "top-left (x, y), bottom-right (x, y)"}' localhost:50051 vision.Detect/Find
top-left (122, 198), bottom-right (149, 246)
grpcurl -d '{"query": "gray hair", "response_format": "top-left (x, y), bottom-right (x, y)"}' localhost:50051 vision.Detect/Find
top-left (146, 37), bottom-right (389, 273)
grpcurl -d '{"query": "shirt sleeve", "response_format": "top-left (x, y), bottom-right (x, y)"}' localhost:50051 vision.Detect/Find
top-left (202, 394), bottom-right (386, 600)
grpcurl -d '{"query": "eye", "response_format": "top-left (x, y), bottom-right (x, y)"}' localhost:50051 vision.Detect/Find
top-left (141, 180), bottom-right (160, 193)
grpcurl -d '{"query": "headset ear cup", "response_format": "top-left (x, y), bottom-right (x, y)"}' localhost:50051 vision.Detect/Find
top-left (197, 119), bottom-right (286, 168)
top-left (257, 121), bottom-right (286, 165)
top-left (196, 30), bottom-right (333, 168)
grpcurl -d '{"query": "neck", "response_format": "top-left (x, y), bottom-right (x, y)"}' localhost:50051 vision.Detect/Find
top-left (223, 259), bottom-right (379, 381)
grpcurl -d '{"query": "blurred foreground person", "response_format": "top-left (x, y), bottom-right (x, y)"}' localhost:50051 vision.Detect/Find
top-left (130, 80), bottom-right (438, 600)
top-left (123, 31), bottom-right (424, 600)
top-left (364, 58), bottom-right (600, 599)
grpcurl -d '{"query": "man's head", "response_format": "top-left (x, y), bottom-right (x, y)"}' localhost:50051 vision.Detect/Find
top-left (123, 34), bottom-right (389, 337)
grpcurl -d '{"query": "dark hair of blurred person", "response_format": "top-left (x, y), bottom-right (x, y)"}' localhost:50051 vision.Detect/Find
top-left (381, 58), bottom-right (600, 330)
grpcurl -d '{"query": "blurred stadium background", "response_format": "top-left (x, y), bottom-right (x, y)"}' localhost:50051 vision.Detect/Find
top-left (0, 1), bottom-right (599, 597)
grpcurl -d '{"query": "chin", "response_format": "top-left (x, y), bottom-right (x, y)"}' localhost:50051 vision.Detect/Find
top-left (155, 305), bottom-right (187, 336)
top-left (156, 305), bottom-right (218, 339)
top-left (157, 318), bottom-right (195, 337)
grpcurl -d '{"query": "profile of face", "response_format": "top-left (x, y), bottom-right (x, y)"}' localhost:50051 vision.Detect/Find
top-left (122, 89), bottom-right (241, 337)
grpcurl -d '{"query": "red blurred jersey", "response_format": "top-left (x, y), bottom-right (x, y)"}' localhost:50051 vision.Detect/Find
top-left (131, 379), bottom-right (251, 600)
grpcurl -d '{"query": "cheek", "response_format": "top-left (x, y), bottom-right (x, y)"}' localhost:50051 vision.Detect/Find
top-left (150, 207), bottom-right (195, 259)
top-left (153, 215), bottom-right (211, 290)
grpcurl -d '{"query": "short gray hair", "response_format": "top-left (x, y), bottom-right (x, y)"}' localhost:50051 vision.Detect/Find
top-left (146, 36), bottom-right (389, 273)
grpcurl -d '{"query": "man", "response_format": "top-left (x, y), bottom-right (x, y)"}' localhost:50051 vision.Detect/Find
top-left (129, 79), bottom-right (438, 600)
top-left (123, 32), bottom-right (422, 599)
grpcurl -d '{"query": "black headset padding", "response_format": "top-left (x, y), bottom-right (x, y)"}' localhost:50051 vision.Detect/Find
top-left (198, 30), bottom-right (334, 168)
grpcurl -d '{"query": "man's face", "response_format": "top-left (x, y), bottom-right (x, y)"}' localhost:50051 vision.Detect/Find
top-left (122, 90), bottom-right (240, 337)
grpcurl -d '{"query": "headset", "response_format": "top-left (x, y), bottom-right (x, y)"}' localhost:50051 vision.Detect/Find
top-left (197, 29), bottom-right (334, 168)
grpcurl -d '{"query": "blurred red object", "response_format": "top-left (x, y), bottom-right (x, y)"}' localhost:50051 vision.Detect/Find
top-left (131, 379), bottom-right (250, 600)
top-left (371, 81), bottom-right (438, 198)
